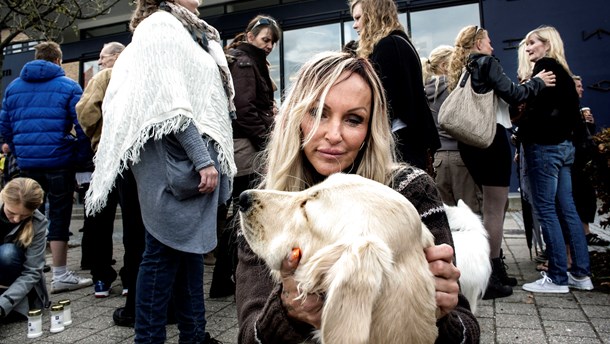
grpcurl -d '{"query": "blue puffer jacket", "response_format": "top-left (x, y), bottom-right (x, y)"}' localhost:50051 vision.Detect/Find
top-left (0, 60), bottom-right (91, 170)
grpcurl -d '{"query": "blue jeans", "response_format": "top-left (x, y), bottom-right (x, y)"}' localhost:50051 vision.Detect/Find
top-left (135, 231), bottom-right (206, 344)
top-left (21, 169), bottom-right (75, 241)
top-left (0, 243), bottom-right (25, 286)
top-left (524, 141), bottom-right (590, 285)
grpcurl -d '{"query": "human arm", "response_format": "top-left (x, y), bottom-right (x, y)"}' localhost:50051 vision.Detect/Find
top-left (476, 56), bottom-right (551, 104)
top-left (236, 241), bottom-right (315, 344)
top-left (369, 34), bottom-right (424, 125)
top-left (0, 214), bottom-right (48, 317)
top-left (394, 167), bottom-right (480, 343)
top-left (174, 123), bottom-right (217, 193)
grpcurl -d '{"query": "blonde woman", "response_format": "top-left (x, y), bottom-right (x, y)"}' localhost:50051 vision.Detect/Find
top-left (425, 45), bottom-right (482, 214)
top-left (447, 25), bottom-right (555, 299)
top-left (235, 51), bottom-right (480, 344)
top-left (0, 178), bottom-right (49, 322)
top-left (349, 0), bottom-right (440, 170)
top-left (519, 26), bottom-right (593, 293)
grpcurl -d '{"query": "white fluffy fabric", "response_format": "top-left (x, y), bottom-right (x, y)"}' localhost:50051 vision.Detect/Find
top-left (85, 10), bottom-right (236, 215)
top-left (444, 200), bottom-right (491, 314)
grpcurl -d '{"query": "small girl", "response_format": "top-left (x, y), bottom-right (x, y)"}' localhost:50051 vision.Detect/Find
top-left (0, 177), bottom-right (49, 322)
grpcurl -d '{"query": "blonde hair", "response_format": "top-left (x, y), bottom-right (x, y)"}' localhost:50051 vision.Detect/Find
top-left (523, 25), bottom-right (572, 76)
top-left (447, 25), bottom-right (487, 91)
top-left (423, 45), bottom-right (454, 99)
top-left (1, 178), bottom-right (44, 248)
top-left (349, 0), bottom-right (405, 58)
top-left (516, 39), bottom-right (533, 82)
top-left (261, 51), bottom-right (397, 192)
top-left (424, 45), bottom-right (454, 81)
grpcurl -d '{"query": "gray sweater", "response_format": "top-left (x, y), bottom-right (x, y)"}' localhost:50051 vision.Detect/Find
top-left (131, 123), bottom-right (231, 254)
top-left (0, 204), bottom-right (49, 318)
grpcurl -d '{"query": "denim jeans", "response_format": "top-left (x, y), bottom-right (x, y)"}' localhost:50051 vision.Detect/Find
top-left (135, 231), bottom-right (206, 344)
top-left (21, 169), bottom-right (75, 241)
top-left (0, 243), bottom-right (25, 286)
top-left (524, 141), bottom-right (590, 285)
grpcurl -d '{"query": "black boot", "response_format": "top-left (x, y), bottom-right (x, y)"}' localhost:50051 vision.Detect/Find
top-left (482, 258), bottom-right (513, 300)
top-left (496, 249), bottom-right (518, 287)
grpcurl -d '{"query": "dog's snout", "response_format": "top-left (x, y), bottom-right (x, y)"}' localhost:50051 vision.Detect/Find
top-left (239, 190), bottom-right (253, 212)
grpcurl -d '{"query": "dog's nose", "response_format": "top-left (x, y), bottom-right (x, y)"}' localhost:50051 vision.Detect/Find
top-left (239, 190), bottom-right (253, 212)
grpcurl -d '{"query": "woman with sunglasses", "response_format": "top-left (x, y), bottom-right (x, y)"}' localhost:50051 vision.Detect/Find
top-left (209, 15), bottom-right (282, 298)
top-left (0, 178), bottom-right (49, 323)
top-left (447, 25), bottom-right (555, 299)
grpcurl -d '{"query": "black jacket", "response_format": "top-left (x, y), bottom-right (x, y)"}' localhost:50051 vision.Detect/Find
top-left (518, 57), bottom-right (580, 145)
top-left (370, 30), bottom-right (440, 152)
top-left (467, 53), bottom-right (545, 105)
top-left (227, 43), bottom-right (275, 150)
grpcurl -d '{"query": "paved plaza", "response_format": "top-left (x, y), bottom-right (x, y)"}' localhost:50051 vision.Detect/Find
top-left (1, 201), bottom-right (609, 343)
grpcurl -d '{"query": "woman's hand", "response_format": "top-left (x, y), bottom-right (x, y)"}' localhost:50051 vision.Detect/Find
top-left (280, 252), bottom-right (323, 329)
top-left (534, 69), bottom-right (556, 87)
top-left (425, 244), bottom-right (461, 319)
top-left (198, 165), bottom-right (218, 193)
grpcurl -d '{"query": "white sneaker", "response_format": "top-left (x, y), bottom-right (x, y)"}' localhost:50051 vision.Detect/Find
top-left (567, 272), bottom-right (594, 290)
top-left (522, 272), bottom-right (569, 293)
top-left (51, 271), bottom-right (93, 294)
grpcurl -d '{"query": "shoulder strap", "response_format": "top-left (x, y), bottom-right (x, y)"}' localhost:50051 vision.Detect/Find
top-left (459, 68), bottom-right (470, 88)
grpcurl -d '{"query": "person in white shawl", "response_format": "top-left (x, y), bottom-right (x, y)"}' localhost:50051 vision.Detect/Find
top-left (86, 0), bottom-right (235, 342)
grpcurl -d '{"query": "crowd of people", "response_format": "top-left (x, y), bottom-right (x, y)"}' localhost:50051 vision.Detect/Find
top-left (0, 0), bottom-right (605, 342)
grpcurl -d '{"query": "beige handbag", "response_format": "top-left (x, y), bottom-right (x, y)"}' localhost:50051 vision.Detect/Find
top-left (438, 68), bottom-right (497, 149)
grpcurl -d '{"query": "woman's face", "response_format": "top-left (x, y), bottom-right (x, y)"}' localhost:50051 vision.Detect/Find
top-left (3, 202), bottom-right (33, 224)
top-left (247, 27), bottom-right (275, 56)
top-left (176, 0), bottom-right (200, 13)
top-left (352, 3), bottom-right (364, 35)
top-left (475, 33), bottom-right (494, 55)
top-left (301, 72), bottom-right (371, 177)
top-left (525, 35), bottom-right (548, 62)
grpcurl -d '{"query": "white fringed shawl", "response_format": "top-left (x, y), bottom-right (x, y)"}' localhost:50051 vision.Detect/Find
top-left (85, 10), bottom-right (236, 215)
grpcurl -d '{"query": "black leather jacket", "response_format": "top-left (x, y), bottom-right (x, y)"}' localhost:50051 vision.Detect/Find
top-left (466, 53), bottom-right (545, 105)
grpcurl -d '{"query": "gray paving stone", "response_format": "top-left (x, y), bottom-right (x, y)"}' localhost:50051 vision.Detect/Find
top-left (544, 320), bottom-right (597, 337)
top-left (496, 314), bottom-right (542, 329)
top-left (496, 327), bottom-right (546, 344)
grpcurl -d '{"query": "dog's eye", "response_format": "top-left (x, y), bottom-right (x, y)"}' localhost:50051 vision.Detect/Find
top-left (300, 199), bottom-right (307, 208)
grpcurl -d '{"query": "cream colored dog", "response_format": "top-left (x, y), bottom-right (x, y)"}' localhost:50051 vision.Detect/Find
top-left (239, 173), bottom-right (438, 344)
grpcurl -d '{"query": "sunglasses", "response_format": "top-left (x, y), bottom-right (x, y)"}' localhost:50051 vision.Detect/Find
top-left (251, 17), bottom-right (277, 31)
top-left (472, 26), bottom-right (484, 43)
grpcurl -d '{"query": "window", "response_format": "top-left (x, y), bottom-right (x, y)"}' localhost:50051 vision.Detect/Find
top-left (282, 23), bottom-right (342, 90)
top-left (410, 4), bottom-right (480, 58)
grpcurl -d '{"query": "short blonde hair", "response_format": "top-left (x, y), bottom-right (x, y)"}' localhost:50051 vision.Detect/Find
top-left (523, 26), bottom-right (572, 77)
top-left (1, 178), bottom-right (44, 247)
top-left (261, 51), bottom-right (397, 192)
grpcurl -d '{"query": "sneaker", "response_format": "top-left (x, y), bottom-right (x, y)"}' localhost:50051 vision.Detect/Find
top-left (122, 288), bottom-right (128, 296)
top-left (586, 233), bottom-right (610, 247)
top-left (94, 280), bottom-right (111, 298)
top-left (51, 271), bottom-right (93, 294)
top-left (522, 272), bottom-right (569, 294)
top-left (567, 272), bottom-right (594, 290)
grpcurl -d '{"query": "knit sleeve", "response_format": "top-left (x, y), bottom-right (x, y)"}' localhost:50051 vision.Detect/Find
top-left (393, 166), bottom-right (453, 247)
top-left (236, 241), bottom-right (315, 344)
top-left (392, 166), bottom-right (480, 343)
top-left (174, 123), bottom-right (213, 171)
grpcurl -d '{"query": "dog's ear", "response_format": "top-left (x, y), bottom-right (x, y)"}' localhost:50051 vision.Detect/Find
top-left (298, 236), bottom-right (393, 344)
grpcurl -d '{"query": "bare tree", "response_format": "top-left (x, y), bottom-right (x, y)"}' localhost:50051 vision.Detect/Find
top-left (0, 0), bottom-right (122, 77)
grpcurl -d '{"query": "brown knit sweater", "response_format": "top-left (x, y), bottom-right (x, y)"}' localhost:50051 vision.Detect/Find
top-left (235, 166), bottom-right (480, 343)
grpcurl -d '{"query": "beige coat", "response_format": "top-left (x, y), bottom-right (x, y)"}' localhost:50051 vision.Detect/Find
top-left (76, 68), bottom-right (112, 152)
